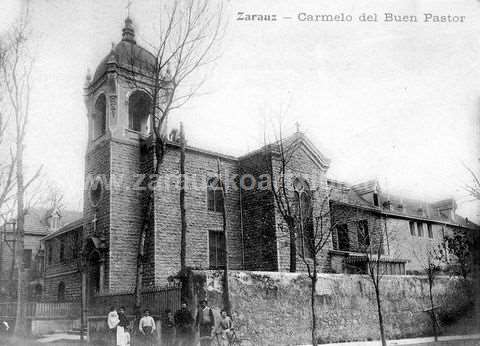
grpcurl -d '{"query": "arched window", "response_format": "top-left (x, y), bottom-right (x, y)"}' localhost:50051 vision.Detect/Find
top-left (128, 90), bottom-right (151, 133)
top-left (57, 282), bottom-right (65, 302)
top-left (207, 177), bottom-right (224, 212)
top-left (93, 94), bottom-right (106, 139)
top-left (293, 178), bottom-right (314, 258)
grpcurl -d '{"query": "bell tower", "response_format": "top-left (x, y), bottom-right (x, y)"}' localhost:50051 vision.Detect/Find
top-left (83, 17), bottom-right (157, 292)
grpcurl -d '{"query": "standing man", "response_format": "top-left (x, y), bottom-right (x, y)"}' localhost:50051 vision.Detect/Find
top-left (174, 302), bottom-right (194, 346)
top-left (139, 309), bottom-right (156, 346)
top-left (161, 309), bottom-right (176, 346)
top-left (196, 299), bottom-right (215, 346)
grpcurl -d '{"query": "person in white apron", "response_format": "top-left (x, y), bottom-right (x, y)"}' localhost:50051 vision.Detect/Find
top-left (107, 307), bottom-right (119, 345)
top-left (116, 307), bottom-right (130, 346)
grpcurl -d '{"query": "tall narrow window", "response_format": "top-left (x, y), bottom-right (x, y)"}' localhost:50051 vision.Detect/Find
top-left (427, 223), bottom-right (433, 238)
top-left (417, 222), bottom-right (424, 237)
top-left (207, 177), bottom-right (224, 212)
top-left (357, 220), bottom-right (370, 250)
top-left (71, 231), bottom-right (80, 259)
top-left (59, 239), bottom-right (65, 263)
top-left (409, 221), bottom-right (416, 236)
top-left (57, 282), bottom-right (65, 302)
top-left (47, 244), bottom-right (53, 265)
top-left (294, 178), bottom-right (314, 258)
top-left (93, 94), bottom-right (106, 139)
top-left (209, 230), bottom-right (226, 269)
top-left (23, 249), bottom-right (32, 269)
top-left (336, 224), bottom-right (349, 251)
top-left (128, 90), bottom-right (151, 133)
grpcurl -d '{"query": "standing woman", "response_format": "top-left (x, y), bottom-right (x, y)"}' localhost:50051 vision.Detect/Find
top-left (117, 307), bottom-right (130, 346)
top-left (107, 306), bottom-right (119, 346)
top-left (219, 310), bottom-right (233, 346)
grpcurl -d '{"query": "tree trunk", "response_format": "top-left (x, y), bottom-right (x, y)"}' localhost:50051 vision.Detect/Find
top-left (311, 264), bottom-right (318, 346)
top-left (218, 159), bottom-right (231, 315)
top-left (80, 270), bottom-right (87, 342)
top-left (429, 276), bottom-right (438, 341)
top-left (9, 236), bottom-right (16, 284)
top-left (374, 284), bottom-right (387, 346)
top-left (180, 123), bottom-right (187, 270)
top-left (14, 138), bottom-right (25, 336)
top-left (289, 222), bottom-right (296, 273)
top-left (134, 197), bottom-right (153, 316)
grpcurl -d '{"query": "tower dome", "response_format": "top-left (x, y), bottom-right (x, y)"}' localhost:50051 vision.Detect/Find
top-left (91, 17), bottom-right (156, 84)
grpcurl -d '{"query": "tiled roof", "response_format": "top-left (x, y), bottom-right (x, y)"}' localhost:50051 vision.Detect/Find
top-left (42, 218), bottom-right (84, 241)
top-left (327, 179), bottom-right (372, 207)
top-left (328, 179), bottom-right (479, 230)
top-left (5, 208), bottom-right (82, 236)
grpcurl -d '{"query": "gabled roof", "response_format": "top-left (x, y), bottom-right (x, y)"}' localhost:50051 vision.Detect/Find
top-left (328, 179), bottom-right (479, 230)
top-left (351, 180), bottom-right (380, 195)
top-left (41, 217), bottom-right (84, 241)
top-left (327, 179), bottom-right (373, 207)
top-left (239, 131), bottom-right (331, 171)
top-left (4, 208), bottom-right (83, 236)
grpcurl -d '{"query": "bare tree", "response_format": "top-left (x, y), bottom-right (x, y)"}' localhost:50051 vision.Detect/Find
top-left (123, 0), bottom-right (224, 314)
top-left (216, 158), bottom-right (231, 315)
top-left (443, 229), bottom-right (474, 280)
top-left (180, 123), bottom-right (187, 270)
top-left (261, 125), bottom-right (337, 343)
top-left (265, 127), bottom-right (303, 273)
top-left (295, 189), bottom-right (336, 346)
top-left (464, 164), bottom-right (480, 201)
top-left (344, 213), bottom-right (400, 346)
top-left (413, 244), bottom-right (444, 341)
top-left (0, 5), bottom-right (41, 335)
top-left (0, 11), bottom-right (16, 221)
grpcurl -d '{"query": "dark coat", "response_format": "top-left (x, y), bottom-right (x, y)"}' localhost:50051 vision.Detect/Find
top-left (174, 308), bottom-right (194, 334)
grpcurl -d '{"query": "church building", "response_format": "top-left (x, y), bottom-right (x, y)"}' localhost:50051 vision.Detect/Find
top-left (41, 18), bottom-right (477, 302)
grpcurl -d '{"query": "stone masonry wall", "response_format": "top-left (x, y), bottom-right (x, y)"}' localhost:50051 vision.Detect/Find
top-left (154, 145), bottom-right (243, 285)
top-left (199, 271), bottom-right (474, 346)
top-left (239, 151), bottom-right (278, 271)
top-left (109, 139), bottom-right (144, 291)
top-left (83, 138), bottom-right (111, 290)
top-left (330, 204), bottom-right (385, 253)
top-left (44, 271), bottom-right (81, 302)
top-left (271, 146), bottom-right (331, 273)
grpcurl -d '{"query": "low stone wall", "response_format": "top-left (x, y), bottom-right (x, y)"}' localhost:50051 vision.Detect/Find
top-left (195, 271), bottom-right (475, 346)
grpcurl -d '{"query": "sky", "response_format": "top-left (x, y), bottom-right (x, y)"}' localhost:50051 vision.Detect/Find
top-left (0, 0), bottom-right (479, 220)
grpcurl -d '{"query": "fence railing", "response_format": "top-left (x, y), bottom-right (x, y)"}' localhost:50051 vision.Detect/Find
top-left (88, 283), bottom-right (182, 317)
top-left (0, 301), bottom-right (81, 319)
top-left (88, 284), bottom-right (182, 346)
top-left (0, 284), bottom-right (181, 322)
